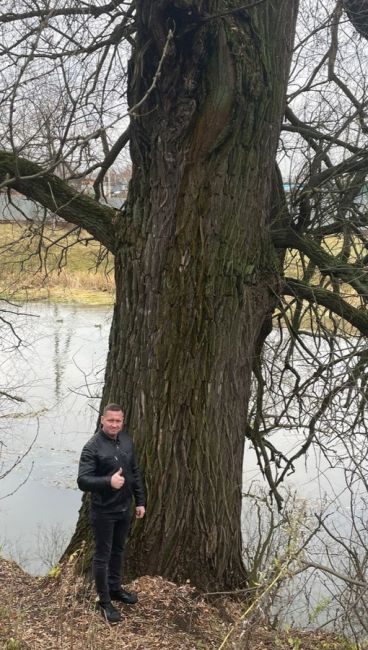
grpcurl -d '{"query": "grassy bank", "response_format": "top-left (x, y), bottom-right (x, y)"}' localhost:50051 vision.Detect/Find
top-left (0, 223), bottom-right (115, 305)
top-left (0, 223), bottom-right (366, 333)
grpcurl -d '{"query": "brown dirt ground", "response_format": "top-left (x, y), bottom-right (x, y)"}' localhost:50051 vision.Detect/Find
top-left (0, 556), bottom-right (365, 650)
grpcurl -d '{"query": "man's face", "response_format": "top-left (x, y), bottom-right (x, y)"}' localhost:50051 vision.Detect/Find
top-left (100, 409), bottom-right (124, 438)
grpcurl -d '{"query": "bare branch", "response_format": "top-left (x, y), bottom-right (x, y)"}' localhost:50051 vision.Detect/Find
top-left (0, 151), bottom-right (119, 252)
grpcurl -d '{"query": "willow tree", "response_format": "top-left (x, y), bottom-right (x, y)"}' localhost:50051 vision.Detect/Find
top-left (1, 0), bottom-right (368, 591)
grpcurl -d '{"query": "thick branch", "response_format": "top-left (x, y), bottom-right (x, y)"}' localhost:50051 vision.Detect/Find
top-left (0, 151), bottom-right (118, 253)
top-left (283, 277), bottom-right (368, 336)
top-left (273, 226), bottom-right (368, 296)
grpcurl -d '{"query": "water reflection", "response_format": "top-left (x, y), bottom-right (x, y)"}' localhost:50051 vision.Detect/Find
top-left (52, 303), bottom-right (75, 400)
top-left (0, 302), bottom-right (112, 574)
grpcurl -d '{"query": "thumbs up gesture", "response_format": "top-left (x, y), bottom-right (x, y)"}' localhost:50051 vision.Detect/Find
top-left (111, 467), bottom-right (125, 489)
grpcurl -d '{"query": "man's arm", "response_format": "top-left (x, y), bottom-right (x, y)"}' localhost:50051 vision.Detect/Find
top-left (131, 449), bottom-right (146, 508)
top-left (77, 443), bottom-right (111, 493)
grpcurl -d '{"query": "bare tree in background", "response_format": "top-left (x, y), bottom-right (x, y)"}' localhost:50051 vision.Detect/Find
top-left (0, 0), bottom-right (367, 593)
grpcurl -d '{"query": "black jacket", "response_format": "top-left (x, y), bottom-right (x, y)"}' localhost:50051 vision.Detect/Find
top-left (77, 429), bottom-right (145, 516)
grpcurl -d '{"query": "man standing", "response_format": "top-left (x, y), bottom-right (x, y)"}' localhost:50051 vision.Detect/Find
top-left (77, 403), bottom-right (146, 623)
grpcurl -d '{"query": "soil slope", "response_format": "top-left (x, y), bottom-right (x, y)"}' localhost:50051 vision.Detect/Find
top-left (1, 556), bottom-right (364, 650)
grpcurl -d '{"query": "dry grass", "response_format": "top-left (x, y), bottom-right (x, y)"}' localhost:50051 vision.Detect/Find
top-left (0, 268), bottom-right (115, 305)
top-left (0, 556), bottom-right (364, 650)
top-left (0, 225), bottom-right (366, 313)
top-left (0, 223), bottom-right (115, 305)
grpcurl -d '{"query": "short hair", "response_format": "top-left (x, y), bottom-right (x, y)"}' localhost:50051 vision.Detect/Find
top-left (103, 403), bottom-right (124, 415)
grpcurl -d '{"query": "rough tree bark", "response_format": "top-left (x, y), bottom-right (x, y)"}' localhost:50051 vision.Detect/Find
top-left (344, 0), bottom-right (368, 39)
top-left (65, 0), bottom-right (299, 590)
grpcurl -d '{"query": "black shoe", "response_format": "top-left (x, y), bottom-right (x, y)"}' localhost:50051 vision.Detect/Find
top-left (97, 601), bottom-right (121, 623)
top-left (110, 588), bottom-right (138, 605)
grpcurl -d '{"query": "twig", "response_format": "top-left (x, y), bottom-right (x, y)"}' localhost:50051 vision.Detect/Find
top-left (216, 562), bottom-right (290, 649)
top-left (299, 559), bottom-right (367, 589)
top-left (128, 29), bottom-right (174, 117)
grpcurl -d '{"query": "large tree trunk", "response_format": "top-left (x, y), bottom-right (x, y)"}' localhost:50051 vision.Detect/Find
top-left (66, 0), bottom-right (299, 590)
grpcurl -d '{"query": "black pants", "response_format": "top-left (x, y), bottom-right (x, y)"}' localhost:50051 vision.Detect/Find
top-left (91, 511), bottom-right (131, 604)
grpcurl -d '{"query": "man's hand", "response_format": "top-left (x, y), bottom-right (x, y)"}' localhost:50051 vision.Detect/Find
top-left (135, 506), bottom-right (145, 519)
top-left (111, 468), bottom-right (125, 489)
